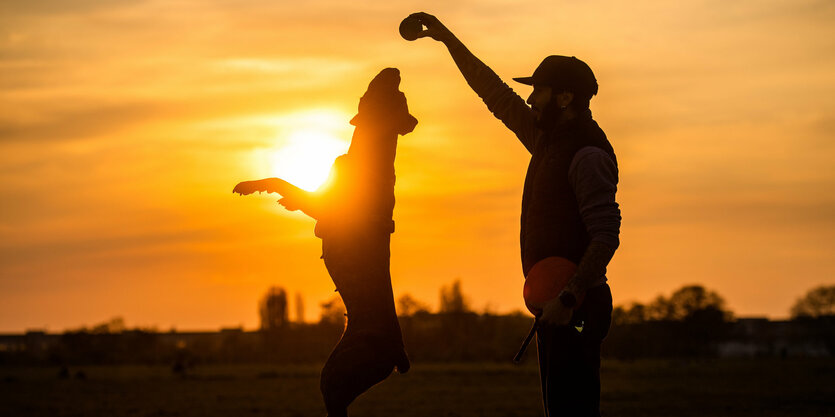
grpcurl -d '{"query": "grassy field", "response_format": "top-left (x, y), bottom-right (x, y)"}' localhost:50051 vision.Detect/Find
top-left (1, 359), bottom-right (833, 416)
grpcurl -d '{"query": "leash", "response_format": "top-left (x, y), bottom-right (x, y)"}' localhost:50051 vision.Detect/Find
top-left (513, 317), bottom-right (539, 363)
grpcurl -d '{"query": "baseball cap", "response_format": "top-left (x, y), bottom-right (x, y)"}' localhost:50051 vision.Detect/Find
top-left (513, 55), bottom-right (598, 98)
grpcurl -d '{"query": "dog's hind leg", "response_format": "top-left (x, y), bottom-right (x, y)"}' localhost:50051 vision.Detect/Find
top-left (320, 331), bottom-right (407, 416)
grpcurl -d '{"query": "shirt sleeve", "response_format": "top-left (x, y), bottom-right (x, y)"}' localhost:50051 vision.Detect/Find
top-left (446, 44), bottom-right (540, 153)
top-left (568, 146), bottom-right (621, 249)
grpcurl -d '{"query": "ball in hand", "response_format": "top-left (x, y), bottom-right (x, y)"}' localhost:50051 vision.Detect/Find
top-left (399, 16), bottom-right (423, 41)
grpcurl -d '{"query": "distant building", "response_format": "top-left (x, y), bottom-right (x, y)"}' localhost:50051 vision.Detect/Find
top-left (717, 317), bottom-right (833, 358)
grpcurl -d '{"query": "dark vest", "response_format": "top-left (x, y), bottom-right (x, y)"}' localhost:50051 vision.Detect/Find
top-left (520, 113), bottom-right (616, 276)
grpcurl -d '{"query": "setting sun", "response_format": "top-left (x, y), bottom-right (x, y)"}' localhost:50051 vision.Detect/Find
top-left (270, 130), bottom-right (348, 191)
top-left (268, 122), bottom-right (350, 192)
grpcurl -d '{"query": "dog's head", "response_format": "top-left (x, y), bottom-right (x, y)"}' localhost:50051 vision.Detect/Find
top-left (350, 68), bottom-right (418, 136)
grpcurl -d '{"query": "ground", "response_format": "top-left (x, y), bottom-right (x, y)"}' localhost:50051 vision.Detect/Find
top-left (1, 359), bottom-right (833, 416)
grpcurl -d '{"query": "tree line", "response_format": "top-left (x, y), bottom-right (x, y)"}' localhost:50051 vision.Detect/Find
top-left (259, 281), bottom-right (834, 329)
top-left (2, 283), bottom-right (832, 367)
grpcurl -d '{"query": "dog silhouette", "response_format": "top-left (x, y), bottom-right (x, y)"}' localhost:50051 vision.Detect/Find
top-left (234, 68), bottom-right (416, 417)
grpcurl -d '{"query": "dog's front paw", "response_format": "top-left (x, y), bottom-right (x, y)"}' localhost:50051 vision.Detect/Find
top-left (233, 180), bottom-right (262, 195)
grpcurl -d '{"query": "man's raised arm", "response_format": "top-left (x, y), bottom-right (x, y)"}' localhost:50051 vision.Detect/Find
top-left (407, 12), bottom-right (539, 152)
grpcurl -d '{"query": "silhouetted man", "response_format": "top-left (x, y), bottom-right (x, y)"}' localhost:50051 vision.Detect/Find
top-left (234, 68), bottom-right (415, 417)
top-left (407, 13), bottom-right (620, 417)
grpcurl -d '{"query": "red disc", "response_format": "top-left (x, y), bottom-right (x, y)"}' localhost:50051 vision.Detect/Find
top-left (523, 257), bottom-right (578, 315)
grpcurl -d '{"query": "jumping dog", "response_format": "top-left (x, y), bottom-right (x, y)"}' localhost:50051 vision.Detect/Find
top-left (234, 68), bottom-right (416, 417)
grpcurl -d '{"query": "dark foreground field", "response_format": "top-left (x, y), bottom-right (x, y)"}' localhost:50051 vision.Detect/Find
top-left (2, 359), bottom-right (833, 416)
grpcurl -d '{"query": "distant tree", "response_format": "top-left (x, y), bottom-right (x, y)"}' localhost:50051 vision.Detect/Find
top-left (295, 292), bottom-right (305, 323)
top-left (791, 285), bottom-right (835, 318)
top-left (440, 279), bottom-right (471, 314)
top-left (397, 293), bottom-right (431, 317)
top-left (90, 317), bottom-right (126, 334)
top-left (259, 286), bottom-right (288, 331)
top-left (481, 302), bottom-right (498, 316)
top-left (613, 302), bottom-right (649, 325)
top-left (319, 295), bottom-right (347, 326)
top-left (608, 285), bottom-right (733, 358)
top-left (643, 285), bottom-right (731, 322)
top-left (667, 285), bottom-right (731, 321)
top-left (646, 295), bottom-right (674, 321)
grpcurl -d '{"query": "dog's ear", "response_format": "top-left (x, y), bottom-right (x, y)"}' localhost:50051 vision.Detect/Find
top-left (396, 110), bottom-right (418, 135)
top-left (351, 94), bottom-right (417, 135)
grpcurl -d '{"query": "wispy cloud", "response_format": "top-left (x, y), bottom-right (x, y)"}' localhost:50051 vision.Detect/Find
top-left (0, 101), bottom-right (166, 143)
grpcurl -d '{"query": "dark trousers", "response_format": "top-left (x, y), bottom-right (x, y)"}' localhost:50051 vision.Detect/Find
top-left (536, 284), bottom-right (612, 417)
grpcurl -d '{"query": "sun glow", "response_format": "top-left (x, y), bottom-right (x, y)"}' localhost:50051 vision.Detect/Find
top-left (269, 128), bottom-right (349, 192)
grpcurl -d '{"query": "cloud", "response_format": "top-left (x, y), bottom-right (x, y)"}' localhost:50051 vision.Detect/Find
top-left (215, 57), bottom-right (362, 75)
top-left (209, 57), bottom-right (370, 91)
top-left (0, 0), bottom-right (147, 16)
top-left (0, 101), bottom-right (167, 143)
top-left (0, 228), bottom-right (214, 274)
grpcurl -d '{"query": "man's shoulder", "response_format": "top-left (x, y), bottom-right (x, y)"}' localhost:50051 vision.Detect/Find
top-left (569, 146), bottom-right (618, 178)
top-left (572, 120), bottom-right (616, 167)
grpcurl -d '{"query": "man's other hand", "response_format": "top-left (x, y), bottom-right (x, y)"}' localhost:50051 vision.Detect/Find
top-left (539, 297), bottom-right (574, 327)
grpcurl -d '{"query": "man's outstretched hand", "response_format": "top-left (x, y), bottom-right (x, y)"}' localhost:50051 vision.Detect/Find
top-left (406, 12), bottom-right (456, 44)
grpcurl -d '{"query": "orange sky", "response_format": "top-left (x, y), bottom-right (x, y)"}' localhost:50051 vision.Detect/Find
top-left (1, 0), bottom-right (834, 332)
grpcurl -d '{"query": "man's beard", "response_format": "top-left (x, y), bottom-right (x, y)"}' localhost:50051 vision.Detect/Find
top-left (535, 100), bottom-right (566, 131)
